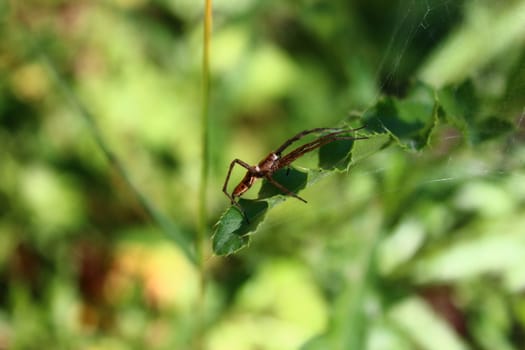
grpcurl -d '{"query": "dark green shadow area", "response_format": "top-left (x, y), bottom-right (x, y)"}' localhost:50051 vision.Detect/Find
top-left (363, 83), bottom-right (437, 150)
top-left (319, 139), bottom-right (354, 170)
top-left (258, 168), bottom-right (308, 199)
top-left (436, 81), bottom-right (478, 128)
top-left (476, 117), bottom-right (514, 141)
top-left (437, 81), bottom-right (514, 144)
top-left (212, 198), bottom-right (269, 255)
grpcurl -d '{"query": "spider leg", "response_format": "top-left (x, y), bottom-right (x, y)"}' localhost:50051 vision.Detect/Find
top-left (265, 175), bottom-right (307, 203)
top-left (222, 159), bottom-right (254, 223)
top-left (274, 125), bottom-right (367, 155)
top-left (267, 131), bottom-right (367, 202)
top-left (274, 127), bottom-right (342, 155)
top-left (279, 131), bottom-right (368, 168)
top-left (222, 159), bottom-right (253, 204)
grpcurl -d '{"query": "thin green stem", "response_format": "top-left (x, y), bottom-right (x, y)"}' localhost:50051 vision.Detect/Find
top-left (199, 0), bottom-right (212, 272)
top-left (194, 0), bottom-right (213, 348)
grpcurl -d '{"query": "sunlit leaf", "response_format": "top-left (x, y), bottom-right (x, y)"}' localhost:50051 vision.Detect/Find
top-left (212, 199), bottom-right (269, 255)
top-left (389, 297), bottom-right (469, 350)
top-left (411, 215), bottom-right (525, 289)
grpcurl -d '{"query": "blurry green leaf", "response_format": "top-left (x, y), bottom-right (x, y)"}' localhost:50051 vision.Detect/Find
top-left (366, 321), bottom-right (413, 350)
top-left (389, 297), bottom-right (468, 350)
top-left (418, 0), bottom-right (525, 87)
top-left (436, 81), bottom-right (484, 144)
top-left (378, 218), bottom-right (426, 275)
top-left (476, 117), bottom-right (515, 141)
top-left (454, 180), bottom-right (515, 217)
top-left (302, 211), bottom-right (384, 350)
top-left (20, 166), bottom-right (84, 238)
top-left (234, 44), bottom-right (298, 107)
top-left (411, 214), bottom-right (525, 288)
top-left (513, 298), bottom-right (525, 334)
top-left (211, 25), bottom-right (250, 74)
top-left (437, 81), bottom-right (515, 144)
top-left (469, 288), bottom-right (515, 350)
top-left (236, 260), bottom-right (328, 330)
top-left (363, 83), bottom-right (438, 150)
top-left (436, 81), bottom-right (478, 131)
top-left (208, 260), bottom-right (327, 350)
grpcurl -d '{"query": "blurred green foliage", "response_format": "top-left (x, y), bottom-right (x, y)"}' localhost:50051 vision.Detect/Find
top-left (1, 0), bottom-right (525, 349)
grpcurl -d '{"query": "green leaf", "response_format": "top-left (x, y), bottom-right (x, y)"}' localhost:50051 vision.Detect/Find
top-left (389, 297), bottom-right (469, 350)
top-left (437, 81), bottom-right (515, 143)
top-left (212, 199), bottom-right (269, 255)
top-left (258, 168), bottom-right (308, 200)
top-left (363, 83), bottom-right (438, 150)
top-left (351, 132), bottom-right (392, 162)
top-left (213, 83), bottom-right (446, 256)
top-left (319, 139), bottom-right (355, 170)
top-left (436, 81), bottom-right (478, 141)
top-left (476, 117), bottom-right (515, 141)
top-left (418, 0), bottom-right (525, 87)
top-left (213, 147), bottom-right (372, 255)
top-left (411, 214), bottom-right (525, 290)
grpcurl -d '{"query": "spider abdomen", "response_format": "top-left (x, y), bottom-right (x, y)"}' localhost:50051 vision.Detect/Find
top-left (232, 172), bottom-right (257, 198)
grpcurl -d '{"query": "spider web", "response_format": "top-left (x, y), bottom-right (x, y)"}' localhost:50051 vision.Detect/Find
top-left (257, 0), bottom-right (525, 233)
top-left (375, 0), bottom-right (520, 183)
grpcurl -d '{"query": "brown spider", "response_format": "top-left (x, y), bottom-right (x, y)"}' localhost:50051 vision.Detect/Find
top-left (222, 126), bottom-right (367, 217)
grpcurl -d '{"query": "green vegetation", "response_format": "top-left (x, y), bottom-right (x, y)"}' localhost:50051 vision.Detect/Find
top-left (1, 0), bottom-right (524, 349)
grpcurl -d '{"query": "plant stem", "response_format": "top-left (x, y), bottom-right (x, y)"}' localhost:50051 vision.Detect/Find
top-left (195, 0), bottom-right (213, 348)
top-left (199, 0), bottom-right (212, 270)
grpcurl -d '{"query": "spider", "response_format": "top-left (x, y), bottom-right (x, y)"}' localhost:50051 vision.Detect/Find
top-left (222, 126), bottom-right (367, 218)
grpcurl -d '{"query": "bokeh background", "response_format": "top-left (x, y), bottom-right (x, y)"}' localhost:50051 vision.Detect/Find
top-left (1, 0), bottom-right (525, 349)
